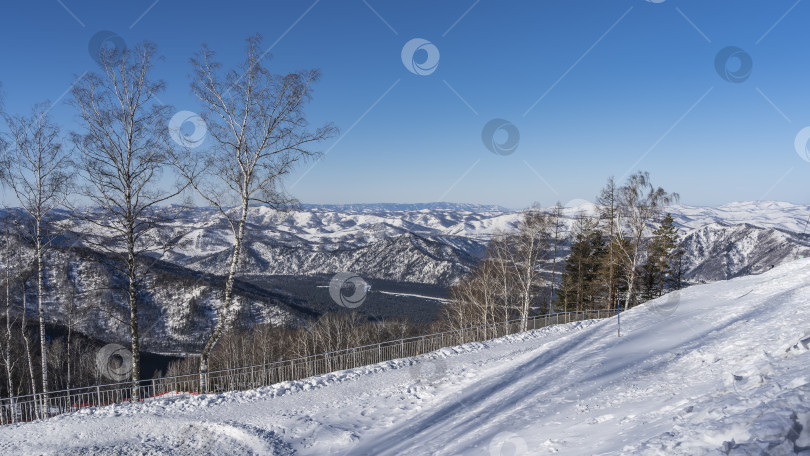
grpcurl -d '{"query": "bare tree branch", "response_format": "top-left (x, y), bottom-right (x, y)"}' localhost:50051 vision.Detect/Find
top-left (69, 42), bottom-right (185, 400)
top-left (174, 34), bottom-right (336, 391)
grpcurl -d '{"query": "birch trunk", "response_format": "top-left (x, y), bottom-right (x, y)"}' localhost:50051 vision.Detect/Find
top-left (21, 287), bottom-right (38, 419)
top-left (4, 242), bottom-right (14, 423)
top-left (624, 255), bottom-right (637, 311)
top-left (199, 198), bottom-right (248, 392)
top-left (127, 218), bottom-right (141, 401)
top-left (35, 222), bottom-right (48, 413)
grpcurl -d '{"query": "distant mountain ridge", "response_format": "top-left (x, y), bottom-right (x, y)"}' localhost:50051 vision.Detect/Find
top-left (300, 202), bottom-right (512, 212)
top-left (148, 200), bottom-right (810, 287)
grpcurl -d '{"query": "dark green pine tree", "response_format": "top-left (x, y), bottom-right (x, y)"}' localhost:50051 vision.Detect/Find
top-left (558, 215), bottom-right (607, 312)
top-left (647, 213), bottom-right (681, 298)
top-left (671, 243), bottom-right (686, 290)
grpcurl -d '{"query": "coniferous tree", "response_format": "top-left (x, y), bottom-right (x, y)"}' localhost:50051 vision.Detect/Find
top-left (547, 203), bottom-right (566, 312)
top-left (558, 213), bottom-right (606, 312)
top-left (648, 213), bottom-right (681, 296)
top-left (597, 177), bottom-right (620, 311)
top-left (639, 260), bottom-right (659, 302)
top-left (672, 244), bottom-right (686, 290)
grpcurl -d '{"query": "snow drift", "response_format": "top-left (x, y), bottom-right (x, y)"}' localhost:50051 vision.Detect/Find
top-left (1, 259), bottom-right (810, 455)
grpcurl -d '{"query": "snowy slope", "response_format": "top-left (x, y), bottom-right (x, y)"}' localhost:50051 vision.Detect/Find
top-left (2, 259), bottom-right (810, 455)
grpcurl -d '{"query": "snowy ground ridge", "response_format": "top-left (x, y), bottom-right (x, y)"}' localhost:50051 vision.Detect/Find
top-left (2, 259), bottom-right (810, 455)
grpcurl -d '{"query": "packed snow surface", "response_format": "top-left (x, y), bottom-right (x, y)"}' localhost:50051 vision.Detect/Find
top-left (2, 260), bottom-right (810, 455)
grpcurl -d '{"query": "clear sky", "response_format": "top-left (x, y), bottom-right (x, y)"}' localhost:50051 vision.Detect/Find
top-left (1, 0), bottom-right (809, 210)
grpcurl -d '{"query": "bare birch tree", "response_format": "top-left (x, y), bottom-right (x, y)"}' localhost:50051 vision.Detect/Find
top-left (447, 257), bottom-right (503, 338)
top-left (70, 42), bottom-right (181, 401)
top-left (615, 172), bottom-right (678, 310)
top-left (494, 210), bottom-right (550, 331)
top-left (3, 103), bottom-right (71, 409)
top-left (176, 35), bottom-right (336, 391)
top-left (446, 210), bottom-right (550, 334)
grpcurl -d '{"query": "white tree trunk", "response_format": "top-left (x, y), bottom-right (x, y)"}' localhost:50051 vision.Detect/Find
top-left (35, 222), bottom-right (48, 415)
top-left (20, 288), bottom-right (38, 419)
top-left (199, 199), bottom-right (249, 393)
top-left (623, 251), bottom-right (638, 311)
top-left (127, 230), bottom-right (141, 401)
top-left (4, 247), bottom-right (15, 423)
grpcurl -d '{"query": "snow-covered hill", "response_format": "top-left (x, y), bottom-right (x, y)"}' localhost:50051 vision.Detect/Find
top-left (3, 258), bottom-right (809, 455)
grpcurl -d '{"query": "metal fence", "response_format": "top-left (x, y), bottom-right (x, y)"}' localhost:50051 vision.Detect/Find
top-left (0, 308), bottom-right (617, 425)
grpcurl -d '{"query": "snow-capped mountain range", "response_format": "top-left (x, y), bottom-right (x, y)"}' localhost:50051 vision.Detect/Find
top-left (4, 201), bottom-right (810, 353)
top-left (162, 200), bottom-right (810, 284)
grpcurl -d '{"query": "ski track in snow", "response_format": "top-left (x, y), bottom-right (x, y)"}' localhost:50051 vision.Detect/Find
top-left (2, 260), bottom-right (810, 455)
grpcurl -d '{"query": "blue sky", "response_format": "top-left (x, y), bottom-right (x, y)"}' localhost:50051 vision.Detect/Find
top-left (1, 0), bottom-right (809, 209)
